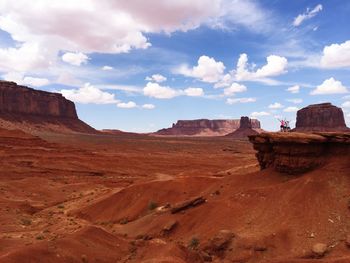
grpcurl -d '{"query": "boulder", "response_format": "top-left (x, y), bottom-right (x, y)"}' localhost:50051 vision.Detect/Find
top-left (295, 103), bottom-right (349, 132)
top-left (311, 243), bottom-right (328, 258)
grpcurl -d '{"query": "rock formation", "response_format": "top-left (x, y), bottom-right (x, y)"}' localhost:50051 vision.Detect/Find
top-left (249, 132), bottom-right (350, 174)
top-left (226, 116), bottom-right (260, 138)
top-left (0, 81), bottom-right (96, 133)
top-left (295, 103), bottom-right (349, 132)
top-left (154, 118), bottom-right (261, 136)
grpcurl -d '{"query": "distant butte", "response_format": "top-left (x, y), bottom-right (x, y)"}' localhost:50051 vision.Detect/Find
top-left (226, 116), bottom-right (261, 138)
top-left (295, 103), bottom-right (349, 132)
top-left (154, 118), bottom-right (262, 136)
top-left (0, 81), bottom-right (96, 134)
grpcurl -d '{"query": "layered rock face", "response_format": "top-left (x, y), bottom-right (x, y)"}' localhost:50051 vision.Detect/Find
top-left (226, 116), bottom-right (260, 138)
top-left (249, 132), bottom-right (350, 174)
top-left (0, 81), bottom-right (77, 118)
top-left (0, 81), bottom-right (96, 133)
top-left (295, 103), bottom-right (349, 132)
top-left (155, 119), bottom-right (261, 136)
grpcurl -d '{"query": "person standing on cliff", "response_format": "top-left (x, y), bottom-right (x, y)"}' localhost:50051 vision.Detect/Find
top-left (279, 119), bottom-right (285, 132)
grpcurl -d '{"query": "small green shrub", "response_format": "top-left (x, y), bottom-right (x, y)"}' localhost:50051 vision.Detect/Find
top-left (188, 237), bottom-right (200, 250)
top-left (148, 201), bottom-right (158, 211)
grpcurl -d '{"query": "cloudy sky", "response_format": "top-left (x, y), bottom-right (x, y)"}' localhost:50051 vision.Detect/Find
top-left (0, 0), bottom-right (349, 132)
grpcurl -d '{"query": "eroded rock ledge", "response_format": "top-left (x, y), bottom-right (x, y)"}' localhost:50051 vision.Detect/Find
top-left (249, 132), bottom-right (350, 174)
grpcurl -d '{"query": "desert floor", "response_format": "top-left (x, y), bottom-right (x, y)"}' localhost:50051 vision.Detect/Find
top-left (1, 130), bottom-right (349, 262)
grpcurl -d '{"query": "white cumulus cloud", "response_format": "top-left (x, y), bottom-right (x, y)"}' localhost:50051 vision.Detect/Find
top-left (226, 97), bottom-right (256, 104)
top-left (0, 0), bottom-right (271, 75)
top-left (145, 74), bottom-right (167, 83)
top-left (286, 98), bottom-right (303, 104)
top-left (311, 77), bottom-right (349, 95)
top-left (62, 52), bottom-right (89, 66)
top-left (3, 72), bottom-right (49, 87)
top-left (223, 83), bottom-right (247, 96)
top-left (293, 4), bottom-right (323, 27)
top-left (268, 102), bottom-right (284, 109)
top-left (250, 111), bottom-right (270, 117)
top-left (176, 55), bottom-right (225, 83)
top-left (142, 104), bottom-right (155, 110)
top-left (117, 101), bottom-right (137, 109)
top-left (283, 106), bottom-right (299, 112)
top-left (143, 82), bottom-right (179, 99)
top-left (287, 85), bottom-right (300, 94)
top-left (102, 65), bottom-right (114, 71)
top-left (235, 53), bottom-right (287, 82)
top-left (321, 40), bottom-right (350, 68)
top-left (184, 87), bottom-right (204, 97)
top-left (60, 83), bottom-right (117, 104)
top-left (342, 101), bottom-right (350, 108)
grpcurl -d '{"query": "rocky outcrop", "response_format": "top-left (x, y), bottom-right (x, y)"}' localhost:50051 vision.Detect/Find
top-left (295, 103), bottom-right (349, 132)
top-left (249, 132), bottom-right (350, 174)
top-left (0, 81), bottom-right (96, 133)
top-left (154, 119), bottom-right (261, 136)
top-left (226, 116), bottom-right (260, 138)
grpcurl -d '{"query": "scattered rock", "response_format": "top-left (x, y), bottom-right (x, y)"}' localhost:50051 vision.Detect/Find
top-left (161, 220), bottom-right (178, 236)
top-left (171, 196), bottom-right (206, 214)
top-left (254, 245), bottom-right (267, 252)
top-left (312, 243), bottom-right (328, 258)
top-left (203, 230), bottom-right (235, 257)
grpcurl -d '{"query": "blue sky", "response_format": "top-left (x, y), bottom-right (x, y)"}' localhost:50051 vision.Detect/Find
top-left (0, 0), bottom-right (349, 132)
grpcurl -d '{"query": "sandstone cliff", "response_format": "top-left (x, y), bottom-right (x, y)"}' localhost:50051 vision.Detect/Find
top-left (295, 103), bottom-right (349, 132)
top-left (249, 132), bottom-right (350, 174)
top-left (154, 118), bottom-right (261, 136)
top-left (226, 116), bottom-right (260, 138)
top-left (0, 81), bottom-right (96, 133)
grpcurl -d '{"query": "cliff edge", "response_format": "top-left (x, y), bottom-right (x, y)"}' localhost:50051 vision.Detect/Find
top-left (249, 132), bottom-right (350, 174)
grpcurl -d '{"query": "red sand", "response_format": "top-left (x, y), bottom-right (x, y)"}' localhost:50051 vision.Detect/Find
top-left (0, 128), bottom-right (349, 262)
